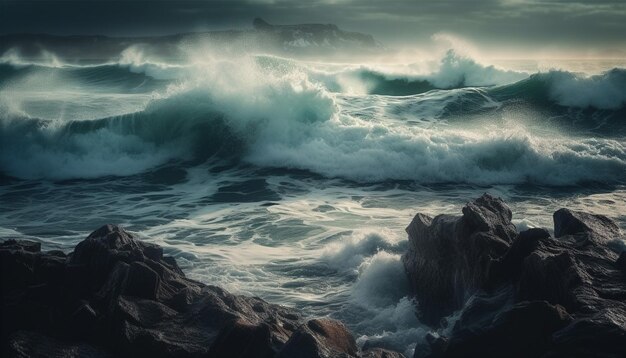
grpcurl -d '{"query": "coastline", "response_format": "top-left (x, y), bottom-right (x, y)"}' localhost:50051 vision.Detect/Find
top-left (2, 194), bottom-right (625, 357)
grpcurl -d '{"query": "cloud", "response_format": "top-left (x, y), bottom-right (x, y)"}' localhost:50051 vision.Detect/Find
top-left (1, 0), bottom-right (624, 52)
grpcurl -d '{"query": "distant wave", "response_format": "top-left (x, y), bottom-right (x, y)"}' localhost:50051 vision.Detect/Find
top-left (0, 63), bottom-right (171, 94)
top-left (315, 50), bottom-right (626, 111)
top-left (306, 50), bottom-right (528, 96)
top-left (490, 68), bottom-right (626, 110)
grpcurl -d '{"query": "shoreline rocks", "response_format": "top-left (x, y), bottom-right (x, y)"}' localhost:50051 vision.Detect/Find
top-left (1, 225), bottom-right (401, 357)
top-left (402, 193), bottom-right (516, 325)
top-left (3, 194), bottom-right (625, 357)
top-left (404, 194), bottom-right (626, 358)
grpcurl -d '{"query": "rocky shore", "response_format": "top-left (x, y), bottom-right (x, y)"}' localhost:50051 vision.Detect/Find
top-left (2, 194), bottom-right (625, 357)
top-left (404, 194), bottom-right (626, 358)
top-left (1, 224), bottom-right (402, 358)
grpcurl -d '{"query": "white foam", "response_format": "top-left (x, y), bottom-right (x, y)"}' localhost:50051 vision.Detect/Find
top-left (118, 46), bottom-right (186, 80)
top-left (2, 49), bottom-right (626, 184)
top-left (322, 231), bottom-right (404, 272)
top-left (427, 49), bottom-right (528, 88)
top-left (247, 118), bottom-right (626, 185)
top-left (346, 250), bottom-right (425, 355)
top-left (547, 69), bottom-right (626, 110)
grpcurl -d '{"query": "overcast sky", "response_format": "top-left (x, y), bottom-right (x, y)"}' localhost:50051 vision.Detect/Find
top-left (1, 0), bottom-right (625, 56)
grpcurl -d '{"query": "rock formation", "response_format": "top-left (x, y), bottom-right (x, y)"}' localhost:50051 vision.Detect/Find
top-left (402, 193), bottom-right (517, 325)
top-left (403, 194), bottom-right (626, 358)
top-left (4, 193), bottom-right (624, 357)
top-left (1, 225), bottom-right (403, 357)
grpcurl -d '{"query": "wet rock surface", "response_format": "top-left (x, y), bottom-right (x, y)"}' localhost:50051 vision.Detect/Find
top-left (402, 193), bottom-right (516, 325)
top-left (404, 194), bottom-right (626, 358)
top-left (1, 225), bottom-right (403, 357)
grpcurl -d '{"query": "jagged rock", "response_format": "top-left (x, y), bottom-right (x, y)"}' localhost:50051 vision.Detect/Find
top-left (1, 225), bottom-right (301, 357)
top-left (518, 249), bottom-right (587, 310)
top-left (208, 318), bottom-right (274, 358)
top-left (2, 225), bottom-right (405, 357)
top-left (440, 301), bottom-right (571, 358)
top-left (1, 239), bottom-right (41, 252)
top-left (124, 261), bottom-right (161, 300)
top-left (553, 208), bottom-right (621, 241)
top-left (617, 252), bottom-right (626, 271)
top-left (6, 331), bottom-right (111, 358)
top-left (552, 307), bottom-right (626, 357)
top-left (278, 318), bottom-right (358, 358)
top-left (362, 348), bottom-right (406, 358)
top-left (402, 193), bottom-right (517, 325)
top-left (408, 196), bottom-right (626, 358)
top-left (487, 228), bottom-right (550, 287)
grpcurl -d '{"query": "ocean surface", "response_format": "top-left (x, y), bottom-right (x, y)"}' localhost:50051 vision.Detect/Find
top-left (1, 47), bottom-right (625, 355)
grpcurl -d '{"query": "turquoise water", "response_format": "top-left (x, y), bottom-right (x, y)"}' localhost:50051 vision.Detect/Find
top-left (1, 49), bottom-right (625, 355)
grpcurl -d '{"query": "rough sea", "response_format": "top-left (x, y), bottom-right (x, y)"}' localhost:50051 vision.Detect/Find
top-left (1, 46), bottom-right (625, 356)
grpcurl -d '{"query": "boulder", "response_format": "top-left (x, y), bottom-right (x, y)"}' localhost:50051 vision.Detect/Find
top-left (6, 330), bottom-right (111, 358)
top-left (406, 197), bottom-right (626, 358)
top-left (278, 318), bottom-right (359, 358)
top-left (1, 225), bottom-right (301, 357)
top-left (440, 301), bottom-right (571, 358)
top-left (553, 208), bottom-right (621, 241)
top-left (402, 193), bottom-right (516, 325)
top-left (616, 252), bottom-right (626, 271)
top-left (362, 348), bottom-right (406, 358)
top-left (2, 225), bottom-right (405, 357)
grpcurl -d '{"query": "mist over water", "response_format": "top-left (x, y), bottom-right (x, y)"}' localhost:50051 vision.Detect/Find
top-left (2, 42), bottom-right (626, 355)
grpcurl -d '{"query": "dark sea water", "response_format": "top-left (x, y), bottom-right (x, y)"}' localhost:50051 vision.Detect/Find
top-left (1, 48), bottom-right (625, 355)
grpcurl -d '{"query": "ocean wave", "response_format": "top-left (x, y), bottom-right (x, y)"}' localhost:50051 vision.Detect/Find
top-left (2, 76), bottom-right (626, 184)
top-left (2, 50), bottom-right (626, 184)
top-left (319, 230), bottom-right (422, 355)
top-left (0, 63), bottom-right (168, 94)
top-left (0, 60), bottom-right (336, 179)
top-left (322, 231), bottom-right (406, 272)
top-left (308, 50), bottom-right (528, 96)
top-left (490, 68), bottom-right (626, 110)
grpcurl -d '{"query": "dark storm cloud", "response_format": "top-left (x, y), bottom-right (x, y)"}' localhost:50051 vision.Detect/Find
top-left (1, 0), bottom-right (625, 51)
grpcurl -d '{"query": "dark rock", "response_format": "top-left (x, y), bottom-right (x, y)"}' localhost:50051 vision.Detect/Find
top-left (461, 194), bottom-right (517, 242)
top-left (362, 348), bottom-right (406, 358)
top-left (1, 245), bottom-right (38, 291)
top-left (209, 318), bottom-right (274, 358)
top-left (1, 239), bottom-right (41, 252)
top-left (68, 301), bottom-right (98, 337)
top-left (406, 197), bottom-right (626, 358)
top-left (617, 252), bottom-right (626, 271)
top-left (124, 261), bottom-right (161, 300)
top-left (518, 250), bottom-right (587, 310)
top-left (551, 307), bottom-right (626, 357)
top-left (1, 225), bottom-right (406, 357)
top-left (114, 296), bottom-right (178, 328)
top-left (1, 225), bottom-right (305, 357)
top-left (278, 318), bottom-right (358, 358)
top-left (70, 224), bottom-right (147, 290)
top-left (402, 193), bottom-right (517, 325)
top-left (553, 208), bottom-right (621, 243)
top-left (487, 228), bottom-right (550, 287)
top-left (442, 301), bottom-right (571, 358)
top-left (422, 333), bottom-right (447, 358)
top-left (6, 330), bottom-right (111, 358)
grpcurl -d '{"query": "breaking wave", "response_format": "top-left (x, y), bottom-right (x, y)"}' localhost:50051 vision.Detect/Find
top-left (1, 50), bottom-right (626, 184)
